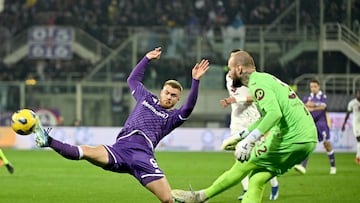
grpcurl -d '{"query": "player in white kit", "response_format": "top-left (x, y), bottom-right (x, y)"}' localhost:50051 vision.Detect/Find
top-left (220, 73), bottom-right (279, 200)
top-left (341, 89), bottom-right (360, 164)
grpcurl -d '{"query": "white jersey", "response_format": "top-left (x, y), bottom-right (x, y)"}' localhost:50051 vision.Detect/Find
top-left (347, 98), bottom-right (360, 136)
top-left (226, 75), bottom-right (260, 136)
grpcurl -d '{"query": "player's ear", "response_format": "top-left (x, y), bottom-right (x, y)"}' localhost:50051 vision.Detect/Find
top-left (236, 64), bottom-right (242, 74)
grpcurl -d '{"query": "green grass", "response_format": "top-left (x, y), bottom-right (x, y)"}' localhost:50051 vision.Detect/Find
top-left (0, 150), bottom-right (359, 203)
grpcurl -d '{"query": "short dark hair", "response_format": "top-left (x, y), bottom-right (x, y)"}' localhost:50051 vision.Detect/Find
top-left (310, 78), bottom-right (320, 85)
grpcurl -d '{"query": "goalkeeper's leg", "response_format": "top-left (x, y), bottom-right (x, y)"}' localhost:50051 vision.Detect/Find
top-left (202, 161), bottom-right (257, 200)
top-left (242, 169), bottom-right (274, 203)
top-left (172, 161), bottom-right (258, 202)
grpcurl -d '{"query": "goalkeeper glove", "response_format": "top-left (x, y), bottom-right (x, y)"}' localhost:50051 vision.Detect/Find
top-left (221, 129), bottom-right (250, 151)
top-left (234, 129), bottom-right (263, 162)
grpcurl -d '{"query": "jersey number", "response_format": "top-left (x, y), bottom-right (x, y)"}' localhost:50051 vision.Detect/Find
top-left (255, 145), bottom-right (268, 157)
top-left (149, 158), bottom-right (159, 168)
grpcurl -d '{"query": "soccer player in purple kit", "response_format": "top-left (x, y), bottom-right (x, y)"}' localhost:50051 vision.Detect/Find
top-left (33, 47), bottom-right (210, 203)
top-left (294, 79), bottom-right (336, 174)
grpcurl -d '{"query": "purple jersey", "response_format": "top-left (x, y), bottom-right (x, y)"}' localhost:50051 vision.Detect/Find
top-left (118, 57), bottom-right (199, 150)
top-left (303, 91), bottom-right (328, 127)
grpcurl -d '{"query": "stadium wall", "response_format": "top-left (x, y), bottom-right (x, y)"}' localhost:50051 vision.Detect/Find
top-left (0, 113), bottom-right (356, 152)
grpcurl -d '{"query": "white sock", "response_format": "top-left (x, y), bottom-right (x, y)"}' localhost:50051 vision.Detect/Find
top-left (77, 146), bottom-right (84, 159)
top-left (357, 142), bottom-right (360, 158)
top-left (270, 177), bottom-right (279, 187)
top-left (327, 150), bottom-right (334, 156)
top-left (241, 176), bottom-right (249, 191)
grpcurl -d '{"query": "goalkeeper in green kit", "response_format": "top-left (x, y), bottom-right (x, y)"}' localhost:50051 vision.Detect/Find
top-left (172, 50), bottom-right (318, 203)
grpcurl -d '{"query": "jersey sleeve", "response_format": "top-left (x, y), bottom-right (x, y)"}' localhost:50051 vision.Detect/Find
top-left (178, 79), bottom-right (200, 120)
top-left (127, 56), bottom-right (150, 101)
top-left (247, 119), bottom-right (262, 131)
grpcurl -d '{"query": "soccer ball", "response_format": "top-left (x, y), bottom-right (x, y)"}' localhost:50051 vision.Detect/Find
top-left (11, 109), bottom-right (38, 135)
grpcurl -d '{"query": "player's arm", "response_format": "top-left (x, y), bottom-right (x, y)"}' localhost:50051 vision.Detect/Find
top-left (342, 102), bottom-right (353, 131)
top-left (179, 59), bottom-right (209, 119)
top-left (220, 86), bottom-right (253, 107)
top-left (305, 95), bottom-right (327, 111)
top-left (234, 86), bottom-right (282, 162)
top-left (247, 87), bottom-right (282, 135)
top-left (306, 101), bottom-right (326, 111)
top-left (220, 95), bottom-right (252, 108)
top-left (342, 111), bottom-right (351, 131)
top-left (127, 47), bottom-right (161, 91)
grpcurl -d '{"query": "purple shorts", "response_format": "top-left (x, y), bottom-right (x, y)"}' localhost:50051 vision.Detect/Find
top-left (103, 134), bottom-right (164, 186)
top-left (316, 124), bottom-right (330, 142)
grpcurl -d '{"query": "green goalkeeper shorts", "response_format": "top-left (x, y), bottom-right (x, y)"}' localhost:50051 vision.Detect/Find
top-left (249, 139), bottom-right (316, 175)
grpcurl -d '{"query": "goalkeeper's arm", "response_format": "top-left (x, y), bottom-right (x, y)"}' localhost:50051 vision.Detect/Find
top-left (220, 118), bottom-right (263, 150)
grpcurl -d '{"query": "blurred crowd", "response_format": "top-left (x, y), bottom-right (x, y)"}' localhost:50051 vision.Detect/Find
top-left (0, 0), bottom-right (359, 84)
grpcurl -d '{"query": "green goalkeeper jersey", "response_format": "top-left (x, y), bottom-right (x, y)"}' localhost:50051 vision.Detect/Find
top-left (247, 72), bottom-right (317, 144)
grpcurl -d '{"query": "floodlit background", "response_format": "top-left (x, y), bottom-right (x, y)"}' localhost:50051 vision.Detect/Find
top-left (0, 1), bottom-right (360, 202)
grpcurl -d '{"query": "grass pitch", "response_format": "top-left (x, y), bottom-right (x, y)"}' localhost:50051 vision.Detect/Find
top-left (0, 150), bottom-right (359, 203)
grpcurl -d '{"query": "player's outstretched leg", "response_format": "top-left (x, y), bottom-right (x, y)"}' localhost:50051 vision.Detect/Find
top-left (33, 118), bottom-right (83, 160)
top-left (172, 161), bottom-right (255, 202)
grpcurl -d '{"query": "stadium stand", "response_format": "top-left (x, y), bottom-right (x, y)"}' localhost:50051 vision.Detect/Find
top-left (0, 0), bottom-right (359, 125)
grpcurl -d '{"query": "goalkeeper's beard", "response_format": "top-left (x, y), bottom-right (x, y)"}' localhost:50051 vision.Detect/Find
top-left (232, 77), bottom-right (242, 88)
top-left (240, 71), bottom-right (251, 86)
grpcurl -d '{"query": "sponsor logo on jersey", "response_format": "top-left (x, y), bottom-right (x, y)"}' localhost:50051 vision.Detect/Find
top-left (142, 100), bottom-right (169, 119)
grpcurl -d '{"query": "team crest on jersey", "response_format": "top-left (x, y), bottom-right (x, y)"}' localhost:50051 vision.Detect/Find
top-left (254, 89), bottom-right (265, 100)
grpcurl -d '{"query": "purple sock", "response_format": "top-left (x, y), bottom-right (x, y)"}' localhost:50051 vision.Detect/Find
top-left (328, 151), bottom-right (336, 167)
top-left (48, 137), bottom-right (81, 160)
